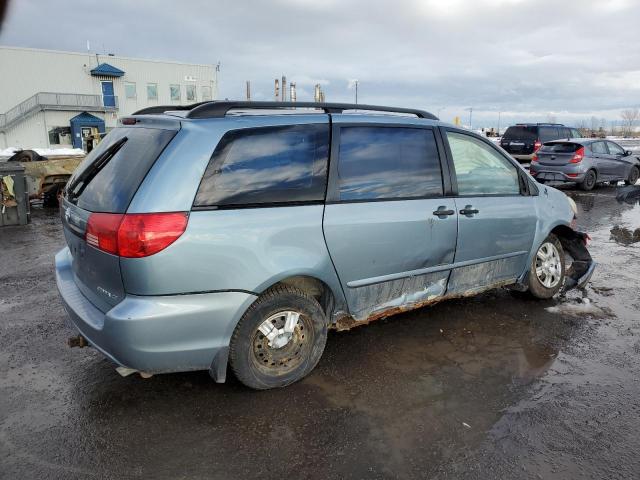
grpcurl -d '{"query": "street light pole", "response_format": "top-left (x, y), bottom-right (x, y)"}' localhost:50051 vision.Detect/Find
top-left (466, 107), bottom-right (473, 130)
top-left (355, 80), bottom-right (358, 104)
top-left (498, 111), bottom-right (501, 135)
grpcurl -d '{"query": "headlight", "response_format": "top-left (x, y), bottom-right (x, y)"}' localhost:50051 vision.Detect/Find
top-left (567, 196), bottom-right (578, 216)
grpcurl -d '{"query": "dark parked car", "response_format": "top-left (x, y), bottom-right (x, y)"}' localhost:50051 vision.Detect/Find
top-left (501, 123), bottom-right (581, 162)
top-left (530, 139), bottom-right (640, 190)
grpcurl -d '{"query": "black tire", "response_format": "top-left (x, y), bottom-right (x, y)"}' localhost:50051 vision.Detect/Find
top-left (527, 234), bottom-right (565, 299)
top-left (7, 149), bottom-right (42, 163)
top-left (43, 184), bottom-right (62, 208)
top-left (579, 169), bottom-right (597, 191)
top-left (625, 166), bottom-right (639, 186)
top-left (229, 285), bottom-right (328, 390)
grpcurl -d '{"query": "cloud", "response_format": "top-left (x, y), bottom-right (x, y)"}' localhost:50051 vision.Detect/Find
top-left (1, 0), bottom-right (639, 126)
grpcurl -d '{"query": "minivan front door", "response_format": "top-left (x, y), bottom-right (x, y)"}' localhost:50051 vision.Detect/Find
top-left (442, 129), bottom-right (537, 294)
top-left (323, 123), bottom-right (458, 322)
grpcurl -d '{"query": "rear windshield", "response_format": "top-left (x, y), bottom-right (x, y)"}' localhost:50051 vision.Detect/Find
top-left (539, 142), bottom-right (581, 153)
top-left (502, 126), bottom-right (537, 141)
top-left (66, 127), bottom-right (176, 213)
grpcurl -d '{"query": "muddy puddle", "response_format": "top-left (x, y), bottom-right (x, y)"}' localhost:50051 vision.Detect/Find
top-left (1, 189), bottom-right (640, 479)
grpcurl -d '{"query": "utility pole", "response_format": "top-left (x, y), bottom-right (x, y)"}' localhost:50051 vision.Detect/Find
top-left (245, 81), bottom-right (251, 101)
top-left (354, 80), bottom-right (358, 104)
top-left (466, 107), bottom-right (473, 130)
top-left (497, 111), bottom-right (501, 135)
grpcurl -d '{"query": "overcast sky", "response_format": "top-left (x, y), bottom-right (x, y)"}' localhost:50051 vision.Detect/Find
top-left (1, 0), bottom-right (639, 127)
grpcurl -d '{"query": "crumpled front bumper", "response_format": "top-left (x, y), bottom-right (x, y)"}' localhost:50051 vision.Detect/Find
top-left (559, 230), bottom-right (595, 292)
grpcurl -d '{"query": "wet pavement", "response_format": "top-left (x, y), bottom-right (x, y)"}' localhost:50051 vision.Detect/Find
top-left (1, 186), bottom-right (639, 479)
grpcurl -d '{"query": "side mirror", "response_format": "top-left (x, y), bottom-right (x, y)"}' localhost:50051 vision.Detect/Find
top-left (625, 150), bottom-right (633, 156)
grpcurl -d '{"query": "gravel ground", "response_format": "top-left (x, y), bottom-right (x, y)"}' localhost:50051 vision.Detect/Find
top-left (1, 185), bottom-right (639, 479)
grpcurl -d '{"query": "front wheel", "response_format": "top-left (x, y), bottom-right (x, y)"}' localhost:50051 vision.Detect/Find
top-left (527, 234), bottom-right (565, 299)
top-left (625, 166), bottom-right (639, 186)
top-left (229, 285), bottom-right (328, 390)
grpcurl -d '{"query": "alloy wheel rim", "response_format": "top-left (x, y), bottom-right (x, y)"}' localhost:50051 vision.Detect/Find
top-left (535, 242), bottom-right (562, 288)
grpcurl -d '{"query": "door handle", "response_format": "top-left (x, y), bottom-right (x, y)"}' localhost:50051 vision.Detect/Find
top-left (432, 207), bottom-right (455, 217)
top-left (460, 205), bottom-right (479, 216)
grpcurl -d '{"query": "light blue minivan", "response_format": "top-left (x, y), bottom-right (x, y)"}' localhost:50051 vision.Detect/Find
top-left (56, 102), bottom-right (594, 389)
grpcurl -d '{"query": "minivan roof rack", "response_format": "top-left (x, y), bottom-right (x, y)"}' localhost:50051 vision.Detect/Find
top-left (133, 101), bottom-right (438, 120)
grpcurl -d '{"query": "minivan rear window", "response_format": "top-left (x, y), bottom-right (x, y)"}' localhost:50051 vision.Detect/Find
top-left (194, 124), bottom-right (329, 207)
top-left (66, 127), bottom-right (176, 213)
top-left (539, 142), bottom-right (581, 153)
top-left (502, 126), bottom-right (537, 141)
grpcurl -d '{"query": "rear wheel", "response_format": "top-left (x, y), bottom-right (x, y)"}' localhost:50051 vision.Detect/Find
top-left (625, 166), bottom-right (639, 186)
top-left (229, 285), bottom-right (328, 390)
top-left (579, 169), bottom-right (597, 191)
top-left (527, 234), bottom-right (565, 299)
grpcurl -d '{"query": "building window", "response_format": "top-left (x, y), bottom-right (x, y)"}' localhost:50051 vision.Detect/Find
top-left (147, 83), bottom-right (158, 101)
top-left (201, 86), bottom-right (212, 101)
top-left (170, 84), bottom-right (181, 101)
top-left (186, 84), bottom-right (196, 101)
top-left (124, 82), bottom-right (137, 99)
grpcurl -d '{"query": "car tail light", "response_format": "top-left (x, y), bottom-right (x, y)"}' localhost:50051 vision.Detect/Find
top-left (86, 212), bottom-right (188, 258)
top-left (86, 213), bottom-right (124, 255)
top-left (569, 146), bottom-right (585, 164)
top-left (531, 153), bottom-right (538, 163)
top-left (534, 140), bottom-right (542, 152)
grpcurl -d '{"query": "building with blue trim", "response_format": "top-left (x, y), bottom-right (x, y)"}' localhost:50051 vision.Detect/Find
top-left (0, 46), bottom-right (218, 149)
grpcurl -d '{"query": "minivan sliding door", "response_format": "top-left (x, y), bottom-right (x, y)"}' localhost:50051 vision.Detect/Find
top-left (323, 122), bottom-right (457, 323)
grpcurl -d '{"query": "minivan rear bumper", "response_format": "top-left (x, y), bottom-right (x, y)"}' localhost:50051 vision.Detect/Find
top-left (55, 247), bottom-right (257, 374)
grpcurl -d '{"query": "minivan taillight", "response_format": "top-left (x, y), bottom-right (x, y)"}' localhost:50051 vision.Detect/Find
top-left (569, 147), bottom-right (585, 164)
top-left (534, 140), bottom-right (542, 152)
top-left (86, 213), bottom-right (123, 255)
top-left (86, 212), bottom-right (188, 258)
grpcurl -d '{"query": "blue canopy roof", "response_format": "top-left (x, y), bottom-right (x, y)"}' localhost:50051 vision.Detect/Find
top-left (90, 63), bottom-right (125, 77)
top-left (70, 112), bottom-right (104, 125)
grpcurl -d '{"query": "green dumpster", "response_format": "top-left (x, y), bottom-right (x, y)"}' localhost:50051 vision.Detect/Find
top-left (0, 162), bottom-right (29, 226)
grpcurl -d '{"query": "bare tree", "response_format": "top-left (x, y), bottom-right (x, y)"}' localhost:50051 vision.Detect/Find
top-left (620, 108), bottom-right (640, 137)
top-left (599, 118), bottom-right (608, 137)
top-left (590, 116), bottom-right (599, 136)
top-left (577, 120), bottom-right (589, 137)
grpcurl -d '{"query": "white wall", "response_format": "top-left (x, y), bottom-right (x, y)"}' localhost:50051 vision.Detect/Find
top-left (0, 46), bottom-right (217, 113)
top-left (3, 111), bottom-right (47, 148)
top-left (0, 46), bottom-right (217, 148)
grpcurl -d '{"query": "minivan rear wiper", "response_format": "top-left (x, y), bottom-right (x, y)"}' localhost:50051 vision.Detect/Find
top-left (66, 137), bottom-right (128, 203)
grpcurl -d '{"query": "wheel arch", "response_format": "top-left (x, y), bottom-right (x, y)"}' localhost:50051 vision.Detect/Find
top-left (209, 273), bottom-right (346, 383)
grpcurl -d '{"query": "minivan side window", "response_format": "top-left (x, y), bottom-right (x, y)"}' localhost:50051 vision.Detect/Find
top-left (337, 127), bottom-right (442, 201)
top-left (194, 124), bottom-right (329, 207)
top-left (446, 131), bottom-right (520, 195)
